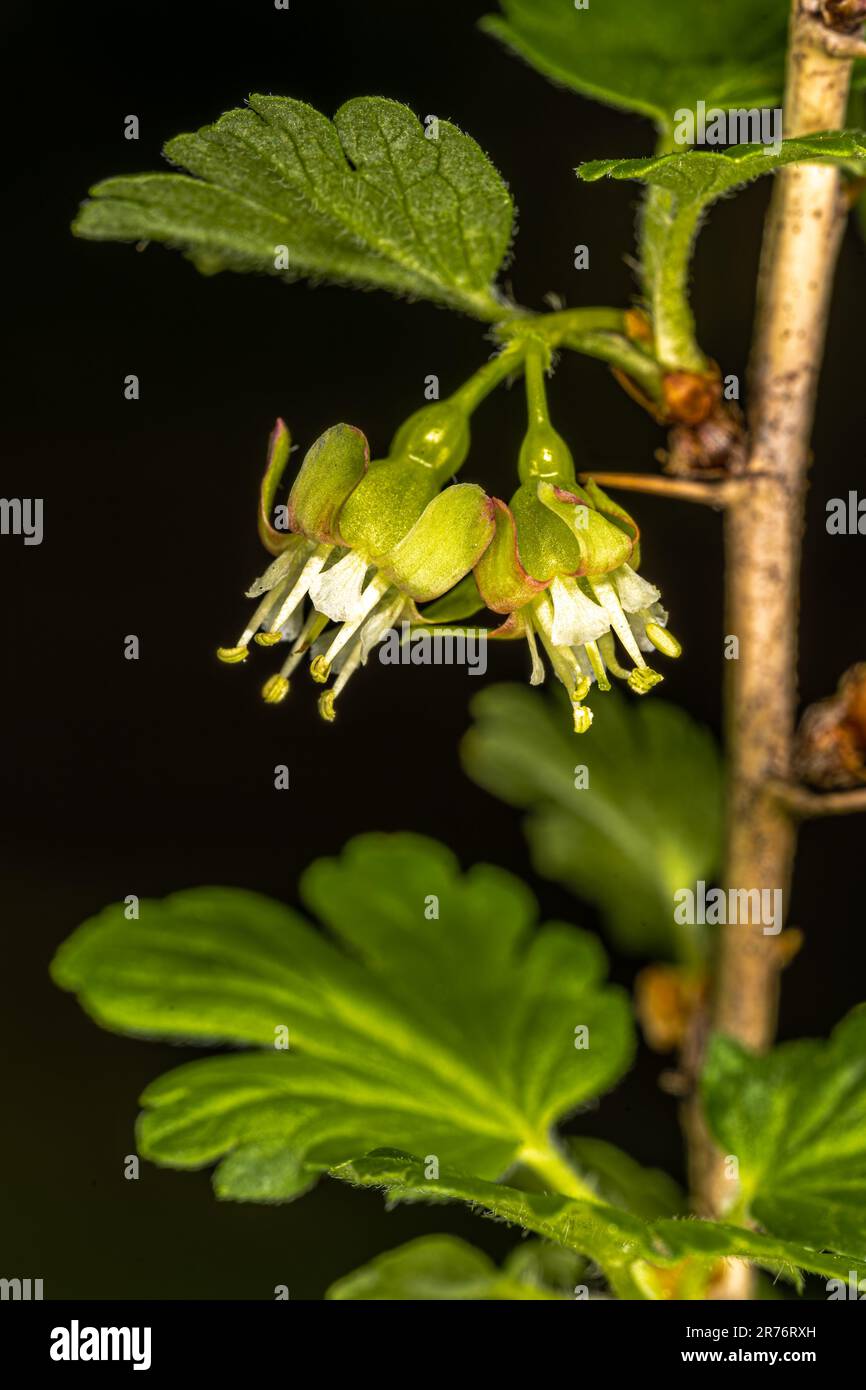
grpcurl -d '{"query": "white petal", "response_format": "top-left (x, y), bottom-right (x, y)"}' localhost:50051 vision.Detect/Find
top-left (308, 550), bottom-right (371, 623)
top-left (359, 593), bottom-right (406, 663)
top-left (525, 621), bottom-right (545, 686)
top-left (611, 563), bottom-right (660, 612)
top-left (245, 547), bottom-right (305, 599)
top-left (549, 575), bottom-right (610, 648)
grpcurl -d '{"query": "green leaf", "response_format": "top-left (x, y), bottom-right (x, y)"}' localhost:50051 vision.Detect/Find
top-left (462, 685), bottom-right (723, 958)
top-left (578, 131), bottom-right (866, 371)
top-left (326, 1234), bottom-right (571, 1300)
top-left (51, 834), bottom-right (633, 1200)
top-left (336, 1151), bottom-right (866, 1299)
top-left (703, 1007), bottom-right (866, 1260)
top-left (73, 96), bottom-right (514, 318)
top-left (578, 130), bottom-right (866, 200)
top-left (482, 0), bottom-right (789, 136)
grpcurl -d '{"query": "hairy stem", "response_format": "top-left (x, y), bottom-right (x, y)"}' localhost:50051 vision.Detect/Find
top-left (686, 0), bottom-right (857, 1295)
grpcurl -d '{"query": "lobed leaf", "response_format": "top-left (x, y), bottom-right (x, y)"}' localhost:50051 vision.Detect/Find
top-left (462, 685), bottom-right (723, 957)
top-left (51, 833), bottom-right (633, 1200)
top-left (483, 0), bottom-right (789, 135)
top-left (326, 1234), bottom-right (574, 1300)
top-left (703, 1007), bottom-right (866, 1260)
top-left (73, 96), bottom-right (514, 318)
top-left (335, 1151), bottom-right (866, 1299)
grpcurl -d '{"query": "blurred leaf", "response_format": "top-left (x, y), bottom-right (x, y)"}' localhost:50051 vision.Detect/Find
top-left (326, 1234), bottom-right (571, 1300)
top-left (73, 96), bottom-right (513, 318)
top-left (336, 1150), bottom-right (866, 1299)
top-left (482, 0), bottom-right (788, 135)
top-left (704, 1006), bottom-right (866, 1259)
top-left (568, 1137), bottom-right (686, 1219)
top-left (51, 833), bottom-right (633, 1201)
top-left (462, 685), bottom-right (723, 957)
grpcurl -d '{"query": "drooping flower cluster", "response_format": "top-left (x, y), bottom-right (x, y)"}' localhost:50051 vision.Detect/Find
top-left (218, 344), bottom-right (680, 731)
top-left (474, 347), bottom-right (680, 731)
top-left (218, 398), bottom-right (494, 720)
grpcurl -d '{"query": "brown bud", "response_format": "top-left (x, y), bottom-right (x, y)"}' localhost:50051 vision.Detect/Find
top-left (624, 307), bottom-right (654, 346)
top-left (634, 965), bottom-right (708, 1053)
top-left (794, 663), bottom-right (866, 788)
top-left (659, 400), bottom-right (748, 479)
top-left (821, 0), bottom-right (866, 34)
top-left (662, 370), bottom-right (720, 426)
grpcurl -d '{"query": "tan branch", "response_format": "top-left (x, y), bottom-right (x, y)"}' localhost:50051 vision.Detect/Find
top-left (579, 471), bottom-right (741, 508)
top-left (768, 780), bottom-right (866, 816)
top-left (684, 0), bottom-right (858, 1297)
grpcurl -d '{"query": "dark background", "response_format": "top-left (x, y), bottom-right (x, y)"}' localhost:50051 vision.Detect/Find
top-left (3, 0), bottom-right (865, 1298)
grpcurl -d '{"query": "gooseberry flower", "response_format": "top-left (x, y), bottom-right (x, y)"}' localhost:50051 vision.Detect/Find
top-left (218, 401), bottom-right (495, 719)
top-left (475, 345), bottom-right (681, 732)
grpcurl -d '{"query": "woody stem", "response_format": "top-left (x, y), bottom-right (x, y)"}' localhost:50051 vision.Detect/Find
top-left (683, 0), bottom-right (858, 1298)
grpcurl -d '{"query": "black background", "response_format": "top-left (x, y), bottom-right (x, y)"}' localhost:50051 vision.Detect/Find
top-left (3, 0), bottom-right (865, 1299)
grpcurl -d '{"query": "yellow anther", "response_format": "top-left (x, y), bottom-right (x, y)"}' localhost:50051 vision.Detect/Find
top-left (254, 631), bottom-right (284, 647)
top-left (217, 646), bottom-right (249, 664)
top-left (318, 691), bottom-right (336, 722)
top-left (261, 675), bottom-right (290, 704)
top-left (310, 655), bottom-right (331, 684)
top-left (645, 623), bottom-right (682, 659)
top-left (573, 675), bottom-right (591, 702)
top-left (572, 702), bottom-right (594, 734)
top-left (628, 667), bottom-right (664, 695)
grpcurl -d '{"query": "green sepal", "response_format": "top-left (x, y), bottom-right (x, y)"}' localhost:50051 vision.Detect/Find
top-left (389, 400), bottom-right (472, 483)
top-left (579, 477), bottom-right (641, 568)
top-left (510, 483), bottom-right (585, 583)
top-left (378, 484), bottom-right (496, 602)
top-left (258, 418), bottom-right (294, 555)
top-left (473, 498), bottom-right (549, 614)
top-left (286, 423), bottom-right (369, 543)
top-left (418, 573), bottom-right (486, 624)
top-left (537, 481), bottom-right (635, 576)
top-left (336, 455), bottom-right (441, 559)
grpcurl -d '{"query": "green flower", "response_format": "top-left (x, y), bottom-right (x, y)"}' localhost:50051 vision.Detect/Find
top-left (218, 404), bottom-right (494, 719)
top-left (475, 346), bottom-right (681, 732)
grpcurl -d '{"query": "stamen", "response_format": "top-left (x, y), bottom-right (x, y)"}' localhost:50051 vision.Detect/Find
top-left (310, 655), bottom-right (331, 684)
top-left (322, 574), bottom-right (390, 666)
top-left (646, 622), bottom-right (682, 658)
top-left (590, 577), bottom-right (647, 668)
top-left (266, 543), bottom-right (332, 634)
top-left (261, 675), bottom-right (290, 704)
top-left (628, 667), bottom-right (664, 694)
top-left (216, 646), bottom-right (249, 664)
top-left (254, 631), bottom-right (284, 647)
top-left (225, 584), bottom-right (288, 656)
top-left (572, 702), bottom-right (594, 734)
top-left (598, 632), bottom-right (631, 679)
top-left (533, 594), bottom-right (585, 697)
top-left (318, 691), bottom-right (337, 722)
top-left (584, 640), bottom-right (611, 692)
